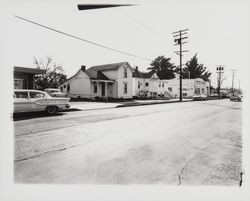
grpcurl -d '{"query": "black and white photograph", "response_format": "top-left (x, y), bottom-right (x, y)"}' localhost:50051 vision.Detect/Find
top-left (0, 0), bottom-right (250, 200)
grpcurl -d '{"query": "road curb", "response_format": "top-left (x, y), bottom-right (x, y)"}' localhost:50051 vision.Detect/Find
top-left (64, 107), bottom-right (118, 112)
top-left (66, 100), bottom-right (194, 111)
top-left (116, 99), bottom-right (193, 108)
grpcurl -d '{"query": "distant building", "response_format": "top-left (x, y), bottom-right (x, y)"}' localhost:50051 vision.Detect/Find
top-left (59, 62), bottom-right (133, 99)
top-left (132, 67), bottom-right (173, 98)
top-left (14, 66), bottom-right (45, 89)
top-left (220, 88), bottom-right (230, 94)
top-left (163, 78), bottom-right (210, 98)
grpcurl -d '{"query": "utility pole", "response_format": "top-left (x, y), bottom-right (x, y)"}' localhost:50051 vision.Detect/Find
top-left (216, 65), bottom-right (224, 98)
top-left (208, 74), bottom-right (212, 95)
top-left (231, 69), bottom-right (236, 93)
top-left (173, 29), bottom-right (189, 101)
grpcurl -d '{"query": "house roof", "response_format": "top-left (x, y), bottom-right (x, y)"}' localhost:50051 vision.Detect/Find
top-left (132, 68), bottom-right (155, 79)
top-left (89, 62), bottom-right (131, 71)
top-left (63, 62), bottom-right (132, 84)
top-left (14, 66), bottom-right (45, 74)
top-left (85, 69), bottom-right (110, 80)
top-left (63, 67), bottom-right (111, 83)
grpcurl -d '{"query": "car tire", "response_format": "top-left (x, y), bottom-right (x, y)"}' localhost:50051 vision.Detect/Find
top-left (46, 106), bottom-right (58, 115)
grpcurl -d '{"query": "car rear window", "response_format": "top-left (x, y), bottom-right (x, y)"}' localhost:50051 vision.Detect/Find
top-left (14, 92), bottom-right (28, 98)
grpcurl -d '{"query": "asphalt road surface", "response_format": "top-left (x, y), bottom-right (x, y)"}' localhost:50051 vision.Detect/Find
top-left (14, 99), bottom-right (242, 185)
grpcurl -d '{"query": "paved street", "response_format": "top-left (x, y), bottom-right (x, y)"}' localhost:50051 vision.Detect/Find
top-left (14, 99), bottom-right (242, 185)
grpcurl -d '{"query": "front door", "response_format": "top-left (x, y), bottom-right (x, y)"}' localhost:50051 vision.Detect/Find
top-left (101, 82), bottom-right (105, 96)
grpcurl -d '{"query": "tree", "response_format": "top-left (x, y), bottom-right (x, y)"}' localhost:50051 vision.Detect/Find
top-left (181, 54), bottom-right (211, 81)
top-left (33, 57), bottom-right (67, 90)
top-left (147, 56), bottom-right (176, 79)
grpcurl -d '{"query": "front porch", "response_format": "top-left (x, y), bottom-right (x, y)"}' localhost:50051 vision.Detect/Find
top-left (91, 80), bottom-right (115, 99)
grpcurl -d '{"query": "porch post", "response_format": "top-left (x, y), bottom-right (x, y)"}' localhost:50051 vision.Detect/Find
top-left (105, 81), bottom-right (108, 101)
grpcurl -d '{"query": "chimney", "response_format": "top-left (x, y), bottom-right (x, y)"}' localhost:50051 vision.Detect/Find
top-left (135, 66), bottom-right (138, 72)
top-left (81, 65), bottom-right (86, 71)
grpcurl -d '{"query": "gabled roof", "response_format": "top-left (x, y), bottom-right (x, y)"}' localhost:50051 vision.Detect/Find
top-left (89, 62), bottom-right (132, 71)
top-left (63, 62), bottom-right (131, 84)
top-left (64, 67), bottom-right (111, 83)
top-left (132, 69), bottom-right (156, 79)
top-left (85, 69), bottom-right (110, 80)
top-left (145, 71), bottom-right (156, 78)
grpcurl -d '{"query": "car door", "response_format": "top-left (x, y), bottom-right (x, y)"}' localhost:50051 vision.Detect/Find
top-left (13, 91), bottom-right (32, 113)
top-left (29, 91), bottom-right (47, 112)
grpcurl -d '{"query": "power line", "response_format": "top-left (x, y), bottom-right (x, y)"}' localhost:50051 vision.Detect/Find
top-left (14, 15), bottom-right (151, 61)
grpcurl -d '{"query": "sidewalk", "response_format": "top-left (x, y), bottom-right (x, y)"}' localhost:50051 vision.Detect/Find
top-left (117, 98), bottom-right (192, 107)
top-left (69, 102), bottom-right (121, 111)
top-left (68, 99), bottom-right (193, 111)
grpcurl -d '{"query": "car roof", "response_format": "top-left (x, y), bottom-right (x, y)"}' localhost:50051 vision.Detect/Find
top-left (14, 89), bottom-right (46, 93)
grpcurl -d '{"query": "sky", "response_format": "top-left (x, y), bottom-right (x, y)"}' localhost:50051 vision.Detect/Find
top-left (1, 0), bottom-right (250, 88)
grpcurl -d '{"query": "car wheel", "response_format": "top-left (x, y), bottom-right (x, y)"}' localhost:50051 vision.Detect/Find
top-left (46, 106), bottom-right (58, 115)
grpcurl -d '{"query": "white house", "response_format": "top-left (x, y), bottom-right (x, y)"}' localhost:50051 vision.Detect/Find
top-left (163, 78), bottom-right (210, 98)
top-left (132, 67), bottom-right (174, 98)
top-left (59, 62), bottom-right (133, 99)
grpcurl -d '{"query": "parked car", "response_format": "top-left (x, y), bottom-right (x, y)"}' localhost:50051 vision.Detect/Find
top-left (13, 89), bottom-right (70, 114)
top-left (230, 93), bottom-right (242, 102)
top-left (193, 93), bottom-right (207, 101)
top-left (210, 93), bottom-right (218, 97)
top-left (44, 88), bottom-right (67, 97)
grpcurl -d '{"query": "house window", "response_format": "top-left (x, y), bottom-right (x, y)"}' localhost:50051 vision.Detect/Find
top-left (138, 81), bottom-right (140, 89)
top-left (201, 88), bottom-right (204, 94)
top-left (168, 87), bottom-right (172, 92)
top-left (94, 82), bottom-right (98, 93)
top-left (14, 79), bottom-right (23, 89)
top-left (159, 83), bottom-right (161, 87)
top-left (124, 68), bottom-right (127, 78)
top-left (67, 84), bottom-right (70, 92)
top-left (183, 88), bottom-right (187, 91)
top-left (162, 83), bottom-right (164, 87)
top-left (60, 87), bottom-right (63, 91)
top-left (124, 82), bottom-right (128, 94)
top-left (182, 93), bottom-right (187, 97)
top-left (195, 88), bottom-right (200, 94)
top-left (145, 82), bottom-right (149, 87)
top-left (64, 85), bottom-right (66, 88)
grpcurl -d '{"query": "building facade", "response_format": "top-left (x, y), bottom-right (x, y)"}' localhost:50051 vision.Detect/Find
top-left (14, 66), bottom-right (45, 89)
top-left (163, 78), bottom-right (210, 98)
top-left (132, 67), bottom-right (174, 98)
top-left (59, 62), bottom-right (133, 99)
